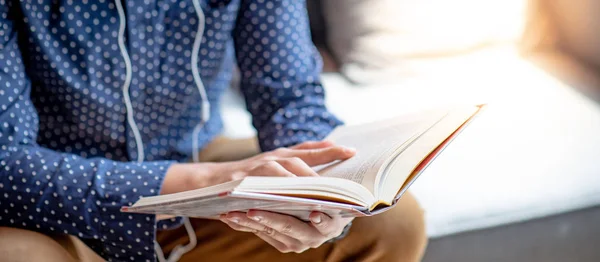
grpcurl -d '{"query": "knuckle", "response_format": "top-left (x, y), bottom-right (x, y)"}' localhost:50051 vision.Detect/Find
top-left (262, 225), bottom-right (274, 235)
top-left (281, 223), bottom-right (293, 235)
top-left (249, 163), bottom-right (263, 173)
top-left (289, 157), bottom-right (303, 165)
top-left (276, 158), bottom-right (292, 166)
top-left (262, 160), bottom-right (280, 170)
top-left (273, 147), bottom-right (288, 155)
top-left (236, 219), bottom-right (249, 227)
top-left (230, 223), bottom-right (245, 231)
top-left (301, 150), bottom-right (318, 160)
top-left (307, 149), bottom-right (319, 157)
top-left (260, 155), bottom-right (277, 161)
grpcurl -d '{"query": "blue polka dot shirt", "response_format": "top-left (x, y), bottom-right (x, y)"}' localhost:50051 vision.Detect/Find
top-left (0, 0), bottom-right (342, 261)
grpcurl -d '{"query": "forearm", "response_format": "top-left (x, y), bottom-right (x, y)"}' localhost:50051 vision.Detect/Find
top-left (255, 91), bottom-right (343, 151)
top-left (160, 162), bottom-right (225, 195)
top-left (0, 143), bottom-right (173, 261)
top-left (233, 0), bottom-right (343, 151)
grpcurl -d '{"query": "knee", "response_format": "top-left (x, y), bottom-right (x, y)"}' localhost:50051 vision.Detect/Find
top-left (359, 193), bottom-right (428, 262)
top-left (0, 227), bottom-right (75, 262)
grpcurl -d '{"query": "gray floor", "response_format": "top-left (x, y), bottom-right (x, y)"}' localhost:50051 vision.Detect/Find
top-left (422, 205), bottom-right (600, 262)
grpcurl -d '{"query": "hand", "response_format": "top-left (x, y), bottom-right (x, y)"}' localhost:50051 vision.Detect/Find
top-left (160, 140), bottom-right (356, 250)
top-left (220, 210), bottom-right (354, 253)
top-left (160, 140), bottom-right (356, 195)
top-left (199, 140), bottom-right (356, 187)
top-left (214, 140), bottom-right (355, 253)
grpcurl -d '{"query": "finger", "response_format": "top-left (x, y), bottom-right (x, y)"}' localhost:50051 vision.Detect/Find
top-left (254, 232), bottom-right (294, 253)
top-left (221, 219), bottom-right (258, 233)
top-left (249, 160), bottom-right (296, 177)
top-left (291, 146), bottom-right (356, 166)
top-left (309, 212), bottom-right (338, 237)
top-left (225, 212), bottom-right (274, 233)
top-left (246, 210), bottom-right (322, 241)
top-left (225, 213), bottom-right (307, 252)
top-left (289, 140), bottom-right (334, 150)
top-left (256, 231), bottom-right (306, 253)
top-left (276, 157), bottom-right (318, 177)
top-left (310, 212), bottom-right (353, 238)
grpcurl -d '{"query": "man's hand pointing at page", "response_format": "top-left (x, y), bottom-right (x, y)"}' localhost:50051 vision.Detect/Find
top-left (216, 140), bottom-right (356, 253)
top-left (160, 140), bottom-right (356, 252)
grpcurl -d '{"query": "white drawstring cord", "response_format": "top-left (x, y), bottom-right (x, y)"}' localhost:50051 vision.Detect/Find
top-left (154, 242), bottom-right (167, 262)
top-left (191, 0), bottom-right (211, 164)
top-left (115, 0), bottom-right (145, 163)
top-left (115, 0), bottom-right (208, 261)
top-left (162, 217), bottom-right (198, 262)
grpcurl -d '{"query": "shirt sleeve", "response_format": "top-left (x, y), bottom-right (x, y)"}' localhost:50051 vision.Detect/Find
top-left (233, 0), bottom-right (343, 152)
top-left (0, 3), bottom-right (171, 261)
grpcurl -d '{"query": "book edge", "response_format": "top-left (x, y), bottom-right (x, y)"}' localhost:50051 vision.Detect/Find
top-left (370, 104), bottom-right (487, 214)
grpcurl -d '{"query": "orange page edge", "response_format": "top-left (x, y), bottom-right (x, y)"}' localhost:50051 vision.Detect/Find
top-left (370, 104), bottom-right (486, 211)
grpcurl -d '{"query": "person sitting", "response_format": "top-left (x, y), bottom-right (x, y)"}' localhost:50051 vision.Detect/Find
top-left (0, 1), bottom-right (427, 261)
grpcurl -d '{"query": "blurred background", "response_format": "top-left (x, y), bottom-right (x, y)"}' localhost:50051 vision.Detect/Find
top-left (218, 0), bottom-right (600, 261)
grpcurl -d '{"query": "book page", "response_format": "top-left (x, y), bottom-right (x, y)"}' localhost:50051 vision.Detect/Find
top-left (313, 109), bottom-right (449, 193)
top-left (378, 105), bottom-right (481, 203)
top-left (125, 192), bottom-right (367, 221)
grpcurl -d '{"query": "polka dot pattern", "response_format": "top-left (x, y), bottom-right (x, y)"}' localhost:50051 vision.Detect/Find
top-left (0, 0), bottom-right (341, 261)
top-left (233, 0), bottom-right (342, 150)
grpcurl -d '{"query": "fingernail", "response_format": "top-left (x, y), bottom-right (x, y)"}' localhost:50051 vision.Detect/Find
top-left (311, 215), bottom-right (322, 224)
top-left (228, 217), bottom-right (239, 223)
top-left (344, 147), bottom-right (356, 154)
top-left (250, 216), bottom-right (262, 222)
top-left (265, 227), bottom-right (274, 234)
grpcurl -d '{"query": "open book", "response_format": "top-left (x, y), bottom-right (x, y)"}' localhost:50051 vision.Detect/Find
top-left (122, 105), bottom-right (485, 220)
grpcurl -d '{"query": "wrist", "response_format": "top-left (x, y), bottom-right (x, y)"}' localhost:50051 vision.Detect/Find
top-left (160, 163), bottom-right (190, 195)
top-left (160, 163), bottom-right (212, 195)
top-left (161, 161), bottom-right (233, 195)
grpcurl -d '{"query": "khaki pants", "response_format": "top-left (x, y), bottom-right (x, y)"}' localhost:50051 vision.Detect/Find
top-left (0, 137), bottom-right (428, 262)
